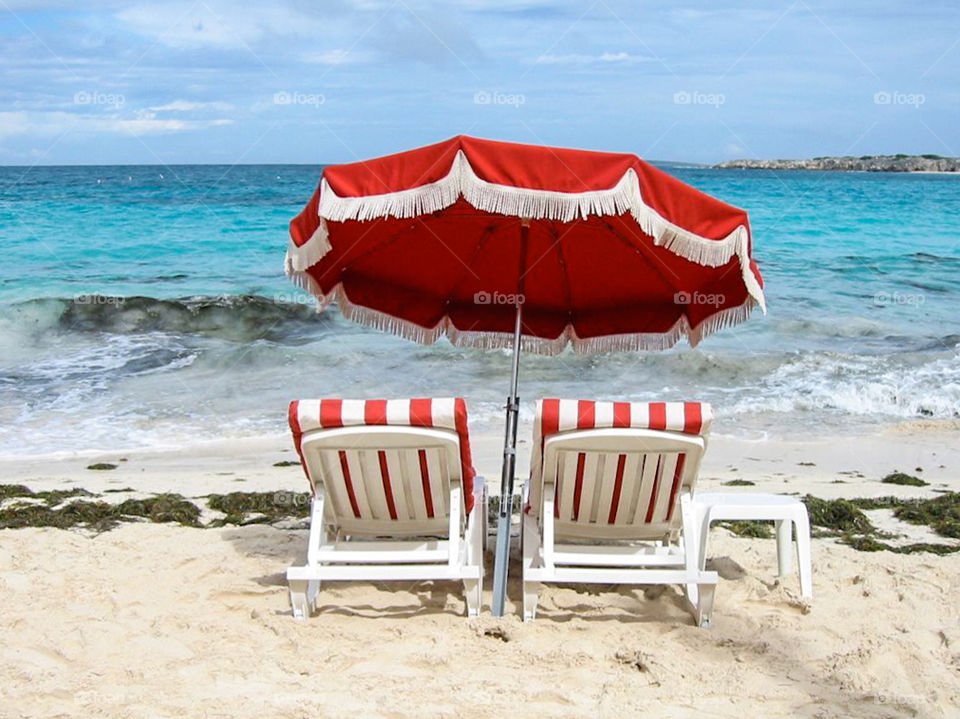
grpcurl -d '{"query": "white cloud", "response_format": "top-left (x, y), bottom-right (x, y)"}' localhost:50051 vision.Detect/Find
top-left (0, 111), bottom-right (232, 140)
top-left (149, 100), bottom-right (235, 112)
top-left (535, 52), bottom-right (652, 65)
top-left (301, 49), bottom-right (370, 65)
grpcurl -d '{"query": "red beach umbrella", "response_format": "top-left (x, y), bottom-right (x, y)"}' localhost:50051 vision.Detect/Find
top-left (286, 135), bottom-right (765, 615)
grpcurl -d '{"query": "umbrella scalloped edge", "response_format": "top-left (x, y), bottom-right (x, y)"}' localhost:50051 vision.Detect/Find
top-left (288, 269), bottom-right (759, 357)
top-left (285, 150), bottom-right (765, 313)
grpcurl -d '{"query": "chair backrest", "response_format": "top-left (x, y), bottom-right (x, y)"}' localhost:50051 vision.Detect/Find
top-left (289, 398), bottom-right (477, 534)
top-left (529, 399), bottom-right (712, 539)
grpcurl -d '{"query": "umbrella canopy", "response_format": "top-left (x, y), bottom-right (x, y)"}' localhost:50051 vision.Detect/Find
top-left (286, 135), bottom-right (765, 616)
top-left (287, 135), bottom-right (765, 353)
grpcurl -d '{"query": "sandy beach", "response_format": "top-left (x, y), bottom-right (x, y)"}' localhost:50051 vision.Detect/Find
top-left (2, 424), bottom-right (958, 718)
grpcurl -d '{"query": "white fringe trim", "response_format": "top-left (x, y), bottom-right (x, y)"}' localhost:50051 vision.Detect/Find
top-left (284, 218), bottom-right (331, 275)
top-left (284, 150), bottom-right (766, 312)
top-left (288, 278), bottom-right (759, 356)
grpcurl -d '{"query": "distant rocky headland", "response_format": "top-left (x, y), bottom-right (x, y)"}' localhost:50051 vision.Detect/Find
top-left (714, 155), bottom-right (960, 172)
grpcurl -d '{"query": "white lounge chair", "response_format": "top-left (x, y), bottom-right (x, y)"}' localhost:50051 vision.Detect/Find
top-left (522, 399), bottom-right (719, 627)
top-left (285, 398), bottom-right (486, 618)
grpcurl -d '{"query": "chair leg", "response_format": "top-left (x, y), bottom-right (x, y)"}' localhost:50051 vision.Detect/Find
top-left (521, 514), bottom-right (540, 622)
top-left (776, 519), bottom-right (792, 576)
top-left (481, 486), bottom-right (490, 553)
top-left (463, 501), bottom-right (484, 617)
top-left (463, 578), bottom-right (481, 617)
top-left (289, 578), bottom-right (317, 620)
top-left (694, 583), bottom-right (715, 628)
top-left (795, 513), bottom-right (813, 598)
top-left (681, 494), bottom-right (702, 604)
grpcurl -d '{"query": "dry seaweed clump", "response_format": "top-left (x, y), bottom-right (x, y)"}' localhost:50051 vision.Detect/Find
top-left (0, 499), bottom-right (122, 532)
top-left (0, 484), bottom-right (95, 506)
top-left (803, 493), bottom-right (960, 555)
top-left (881, 472), bottom-right (928, 487)
top-left (115, 494), bottom-right (202, 527)
top-left (893, 493), bottom-right (960, 539)
top-left (207, 491), bottom-right (311, 525)
top-left (718, 520), bottom-right (772, 538)
top-left (802, 495), bottom-right (875, 534)
top-left (0, 485), bottom-right (200, 532)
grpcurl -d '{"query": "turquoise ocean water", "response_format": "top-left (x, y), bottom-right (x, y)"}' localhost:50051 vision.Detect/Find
top-left (1, 164), bottom-right (958, 455)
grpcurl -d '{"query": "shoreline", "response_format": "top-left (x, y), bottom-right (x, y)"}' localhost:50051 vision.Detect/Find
top-left (3, 423), bottom-right (956, 501)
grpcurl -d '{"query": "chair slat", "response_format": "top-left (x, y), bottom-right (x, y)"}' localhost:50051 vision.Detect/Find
top-left (384, 449), bottom-right (411, 521)
top-left (319, 450), bottom-right (353, 519)
top-left (403, 449), bottom-right (429, 521)
top-left (633, 454), bottom-right (658, 524)
top-left (342, 450), bottom-right (371, 519)
top-left (617, 453), bottom-right (641, 526)
top-left (358, 449), bottom-right (390, 520)
top-left (558, 452), bottom-right (578, 522)
top-left (652, 453), bottom-right (680, 522)
top-left (596, 452), bottom-right (620, 524)
top-left (424, 447), bottom-right (448, 517)
top-left (577, 452), bottom-right (599, 524)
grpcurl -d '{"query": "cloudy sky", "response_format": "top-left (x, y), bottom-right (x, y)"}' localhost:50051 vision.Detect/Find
top-left (0, 0), bottom-right (956, 165)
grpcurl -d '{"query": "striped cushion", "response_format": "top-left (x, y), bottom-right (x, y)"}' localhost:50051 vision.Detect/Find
top-left (529, 399), bottom-right (713, 520)
top-left (288, 398), bottom-right (476, 514)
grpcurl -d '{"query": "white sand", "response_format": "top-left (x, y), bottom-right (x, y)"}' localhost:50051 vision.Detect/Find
top-left (1, 424), bottom-right (959, 717)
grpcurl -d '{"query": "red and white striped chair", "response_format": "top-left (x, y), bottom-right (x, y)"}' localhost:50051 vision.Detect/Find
top-left (522, 398), bottom-right (719, 626)
top-left (285, 398), bottom-right (486, 618)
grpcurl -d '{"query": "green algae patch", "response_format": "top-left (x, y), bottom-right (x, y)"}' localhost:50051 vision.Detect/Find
top-left (718, 520), bottom-right (772, 538)
top-left (802, 495), bottom-right (875, 534)
top-left (0, 500), bottom-right (122, 532)
top-left (117, 494), bottom-right (202, 527)
top-left (881, 472), bottom-right (928, 487)
top-left (207, 491), bottom-right (310, 526)
top-left (893, 493), bottom-right (960, 539)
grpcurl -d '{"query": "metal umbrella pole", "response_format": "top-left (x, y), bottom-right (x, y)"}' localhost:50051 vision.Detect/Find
top-left (491, 300), bottom-right (523, 617)
top-left (491, 219), bottom-right (529, 617)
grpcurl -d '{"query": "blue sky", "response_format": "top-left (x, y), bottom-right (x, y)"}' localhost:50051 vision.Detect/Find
top-left (0, 0), bottom-right (956, 165)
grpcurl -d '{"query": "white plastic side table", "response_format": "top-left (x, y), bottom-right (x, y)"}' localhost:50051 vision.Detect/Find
top-left (693, 492), bottom-right (812, 598)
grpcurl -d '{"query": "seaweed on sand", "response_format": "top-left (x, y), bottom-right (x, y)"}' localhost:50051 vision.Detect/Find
top-left (718, 520), bottom-right (772, 538)
top-left (893, 493), bottom-right (960, 539)
top-left (116, 494), bottom-right (202, 527)
top-left (207, 491), bottom-right (311, 525)
top-left (0, 487), bottom-right (200, 531)
top-left (802, 495), bottom-right (875, 534)
top-left (0, 484), bottom-right (95, 506)
top-left (881, 472), bottom-right (928, 487)
top-left (803, 493), bottom-right (960, 554)
top-left (0, 500), bottom-right (122, 532)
